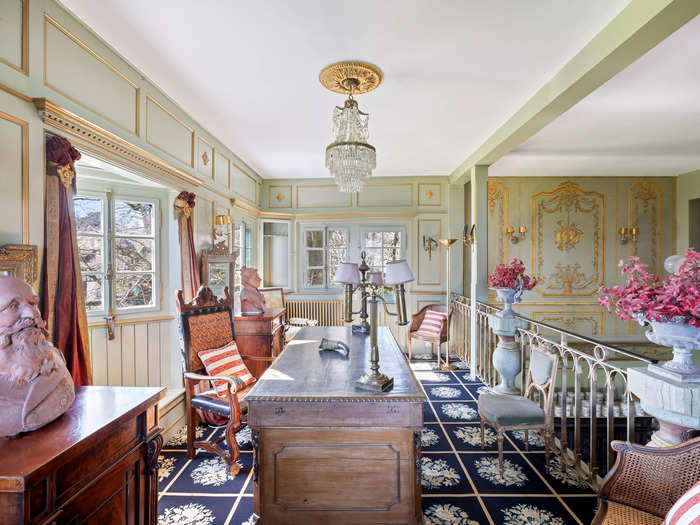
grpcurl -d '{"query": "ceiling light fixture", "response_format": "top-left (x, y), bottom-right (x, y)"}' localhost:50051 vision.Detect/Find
top-left (319, 61), bottom-right (382, 193)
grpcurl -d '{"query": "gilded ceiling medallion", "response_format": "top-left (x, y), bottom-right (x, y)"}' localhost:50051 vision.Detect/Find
top-left (319, 61), bottom-right (383, 95)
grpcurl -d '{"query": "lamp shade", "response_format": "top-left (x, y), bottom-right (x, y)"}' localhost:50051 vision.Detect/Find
top-left (368, 271), bottom-right (384, 286)
top-left (385, 259), bottom-right (414, 285)
top-left (334, 262), bottom-right (361, 284)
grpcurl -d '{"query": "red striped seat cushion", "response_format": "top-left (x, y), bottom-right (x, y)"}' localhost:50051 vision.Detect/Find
top-left (198, 341), bottom-right (256, 399)
top-left (664, 481), bottom-right (700, 525)
top-left (417, 309), bottom-right (448, 337)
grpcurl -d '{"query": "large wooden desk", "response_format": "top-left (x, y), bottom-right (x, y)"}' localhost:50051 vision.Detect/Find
top-left (247, 326), bottom-right (426, 525)
top-left (0, 386), bottom-right (165, 525)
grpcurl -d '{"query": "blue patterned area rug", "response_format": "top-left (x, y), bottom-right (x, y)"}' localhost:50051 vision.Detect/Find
top-left (157, 358), bottom-right (597, 524)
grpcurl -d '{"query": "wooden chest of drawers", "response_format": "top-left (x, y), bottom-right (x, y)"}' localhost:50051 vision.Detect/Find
top-left (234, 307), bottom-right (286, 378)
top-left (0, 386), bottom-right (165, 525)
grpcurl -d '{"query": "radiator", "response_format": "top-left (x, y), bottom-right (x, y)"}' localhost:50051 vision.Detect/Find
top-left (284, 299), bottom-right (390, 328)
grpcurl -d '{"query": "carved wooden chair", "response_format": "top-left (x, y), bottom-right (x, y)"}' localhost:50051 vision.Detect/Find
top-left (478, 343), bottom-right (559, 479)
top-left (592, 436), bottom-right (700, 525)
top-left (407, 304), bottom-right (451, 363)
top-left (176, 285), bottom-right (255, 475)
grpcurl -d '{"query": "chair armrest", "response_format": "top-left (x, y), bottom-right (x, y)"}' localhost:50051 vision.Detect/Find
top-left (184, 372), bottom-right (246, 392)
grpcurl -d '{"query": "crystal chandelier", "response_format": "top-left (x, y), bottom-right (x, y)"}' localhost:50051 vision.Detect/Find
top-left (320, 61), bottom-right (383, 193)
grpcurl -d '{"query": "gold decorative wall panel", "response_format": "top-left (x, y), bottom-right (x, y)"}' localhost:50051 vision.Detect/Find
top-left (146, 96), bottom-right (194, 167)
top-left (44, 15), bottom-right (139, 136)
top-left (214, 151), bottom-right (230, 188)
top-left (0, 110), bottom-right (28, 243)
top-left (268, 185), bottom-right (292, 209)
top-left (628, 181), bottom-right (662, 273)
top-left (530, 310), bottom-right (605, 336)
top-left (0, 0), bottom-right (28, 74)
top-left (487, 180), bottom-right (508, 270)
top-left (531, 181), bottom-right (604, 297)
top-left (197, 137), bottom-right (214, 179)
top-left (417, 217), bottom-right (442, 286)
top-left (418, 183), bottom-right (442, 207)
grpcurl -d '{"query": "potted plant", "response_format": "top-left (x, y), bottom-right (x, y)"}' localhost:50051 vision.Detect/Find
top-left (488, 258), bottom-right (537, 316)
top-left (487, 259), bottom-right (537, 394)
top-left (598, 248), bottom-right (700, 381)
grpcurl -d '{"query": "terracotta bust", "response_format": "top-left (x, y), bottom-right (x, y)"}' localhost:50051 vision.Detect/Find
top-left (0, 275), bottom-right (75, 437)
top-left (240, 266), bottom-right (266, 315)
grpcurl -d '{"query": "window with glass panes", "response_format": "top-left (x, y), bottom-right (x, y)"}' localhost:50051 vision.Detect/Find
top-left (362, 230), bottom-right (402, 276)
top-left (233, 223), bottom-right (244, 294)
top-left (75, 195), bottom-right (158, 313)
top-left (302, 227), bottom-right (348, 288)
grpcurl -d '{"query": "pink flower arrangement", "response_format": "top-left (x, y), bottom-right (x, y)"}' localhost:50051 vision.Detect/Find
top-left (598, 248), bottom-right (700, 327)
top-left (488, 258), bottom-right (537, 290)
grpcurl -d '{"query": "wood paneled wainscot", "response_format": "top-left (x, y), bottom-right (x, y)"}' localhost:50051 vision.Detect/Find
top-left (0, 386), bottom-right (165, 525)
top-left (234, 307), bottom-right (285, 379)
top-left (247, 326), bottom-right (426, 524)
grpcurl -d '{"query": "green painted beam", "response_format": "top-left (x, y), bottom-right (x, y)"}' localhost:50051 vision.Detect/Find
top-left (450, 0), bottom-right (700, 184)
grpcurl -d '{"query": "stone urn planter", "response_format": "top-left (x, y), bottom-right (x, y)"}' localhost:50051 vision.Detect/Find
top-left (488, 284), bottom-right (528, 394)
top-left (642, 319), bottom-right (700, 383)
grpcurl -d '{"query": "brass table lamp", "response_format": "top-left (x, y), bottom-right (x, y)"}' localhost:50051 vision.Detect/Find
top-left (335, 256), bottom-right (414, 391)
top-left (438, 238), bottom-right (458, 371)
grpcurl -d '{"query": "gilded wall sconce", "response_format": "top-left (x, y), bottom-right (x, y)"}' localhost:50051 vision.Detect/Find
top-left (423, 235), bottom-right (438, 260)
top-left (506, 225), bottom-right (527, 244)
top-left (463, 224), bottom-right (475, 246)
top-left (618, 226), bottom-right (639, 244)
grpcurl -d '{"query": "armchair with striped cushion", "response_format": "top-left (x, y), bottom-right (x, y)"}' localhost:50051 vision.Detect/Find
top-left (407, 304), bottom-right (451, 365)
top-left (176, 285), bottom-right (256, 476)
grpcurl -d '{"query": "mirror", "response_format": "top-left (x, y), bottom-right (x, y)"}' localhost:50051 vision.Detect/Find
top-left (201, 249), bottom-right (237, 303)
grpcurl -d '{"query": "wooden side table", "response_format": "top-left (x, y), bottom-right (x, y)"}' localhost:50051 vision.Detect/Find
top-left (234, 307), bottom-right (286, 378)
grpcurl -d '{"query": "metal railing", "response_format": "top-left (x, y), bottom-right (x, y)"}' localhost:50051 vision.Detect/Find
top-left (451, 293), bottom-right (656, 490)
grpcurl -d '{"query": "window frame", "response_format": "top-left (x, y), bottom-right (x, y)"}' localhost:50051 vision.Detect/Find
top-left (300, 225), bottom-right (349, 290)
top-left (359, 226), bottom-right (405, 277)
top-left (75, 191), bottom-right (161, 318)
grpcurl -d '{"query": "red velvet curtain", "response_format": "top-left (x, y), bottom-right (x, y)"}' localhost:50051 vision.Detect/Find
top-left (174, 192), bottom-right (200, 302)
top-left (42, 135), bottom-right (91, 386)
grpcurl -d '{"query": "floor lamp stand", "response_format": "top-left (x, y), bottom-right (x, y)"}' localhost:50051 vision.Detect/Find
top-left (438, 238), bottom-right (458, 371)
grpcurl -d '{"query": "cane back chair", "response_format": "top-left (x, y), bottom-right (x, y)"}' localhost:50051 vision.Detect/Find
top-left (407, 304), bottom-right (451, 364)
top-left (592, 436), bottom-right (700, 525)
top-left (478, 343), bottom-right (559, 479)
top-left (176, 285), bottom-right (254, 476)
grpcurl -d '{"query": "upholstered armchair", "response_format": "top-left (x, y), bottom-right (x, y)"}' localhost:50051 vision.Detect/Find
top-left (478, 344), bottom-right (559, 478)
top-left (592, 436), bottom-right (700, 525)
top-left (407, 304), bottom-right (451, 363)
top-left (176, 286), bottom-right (255, 476)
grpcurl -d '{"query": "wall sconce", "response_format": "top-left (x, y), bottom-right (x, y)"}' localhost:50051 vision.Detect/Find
top-left (214, 214), bottom-right (232, 253)
top-left (422, 235), bottom-right (438, 260)
top-left (463, 224), bottom-right (475, 246)
top-left (618, 226), bottom-right (639, 244)
top-left (506, 225), bottom-right (527, 244)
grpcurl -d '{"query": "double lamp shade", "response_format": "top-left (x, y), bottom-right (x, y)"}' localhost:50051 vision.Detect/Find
top-left (335, 259), bottom-right (414, 286)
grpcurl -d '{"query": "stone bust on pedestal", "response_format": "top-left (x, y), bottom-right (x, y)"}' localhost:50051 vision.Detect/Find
top-left (0, 275), bottom-right (75, 437)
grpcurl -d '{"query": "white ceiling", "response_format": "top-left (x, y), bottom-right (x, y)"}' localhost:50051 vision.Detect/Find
top-left (490, 13), bottom-right (700, 178)
top-left (60, 0), bottom-right (630, 180)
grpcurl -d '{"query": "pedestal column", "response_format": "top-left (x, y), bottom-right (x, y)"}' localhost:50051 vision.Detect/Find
top-left (628, 367), bottom-right (700, 447)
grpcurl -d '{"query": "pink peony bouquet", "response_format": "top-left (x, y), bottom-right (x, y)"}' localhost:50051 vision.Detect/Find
top-left (488, 258), bottom-right (537, 290)
top-left (598, 248), bottom-right (700, 327)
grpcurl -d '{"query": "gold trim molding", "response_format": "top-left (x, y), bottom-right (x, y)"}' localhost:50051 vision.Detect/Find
top-left (418, 182), bottom-right (443, 207)
top-left (34, 98), bottom-right (200, 188)
top-left (0, 111), bottom-right (29, 242)
top-left (319, 61), bottom-right (383, 95)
